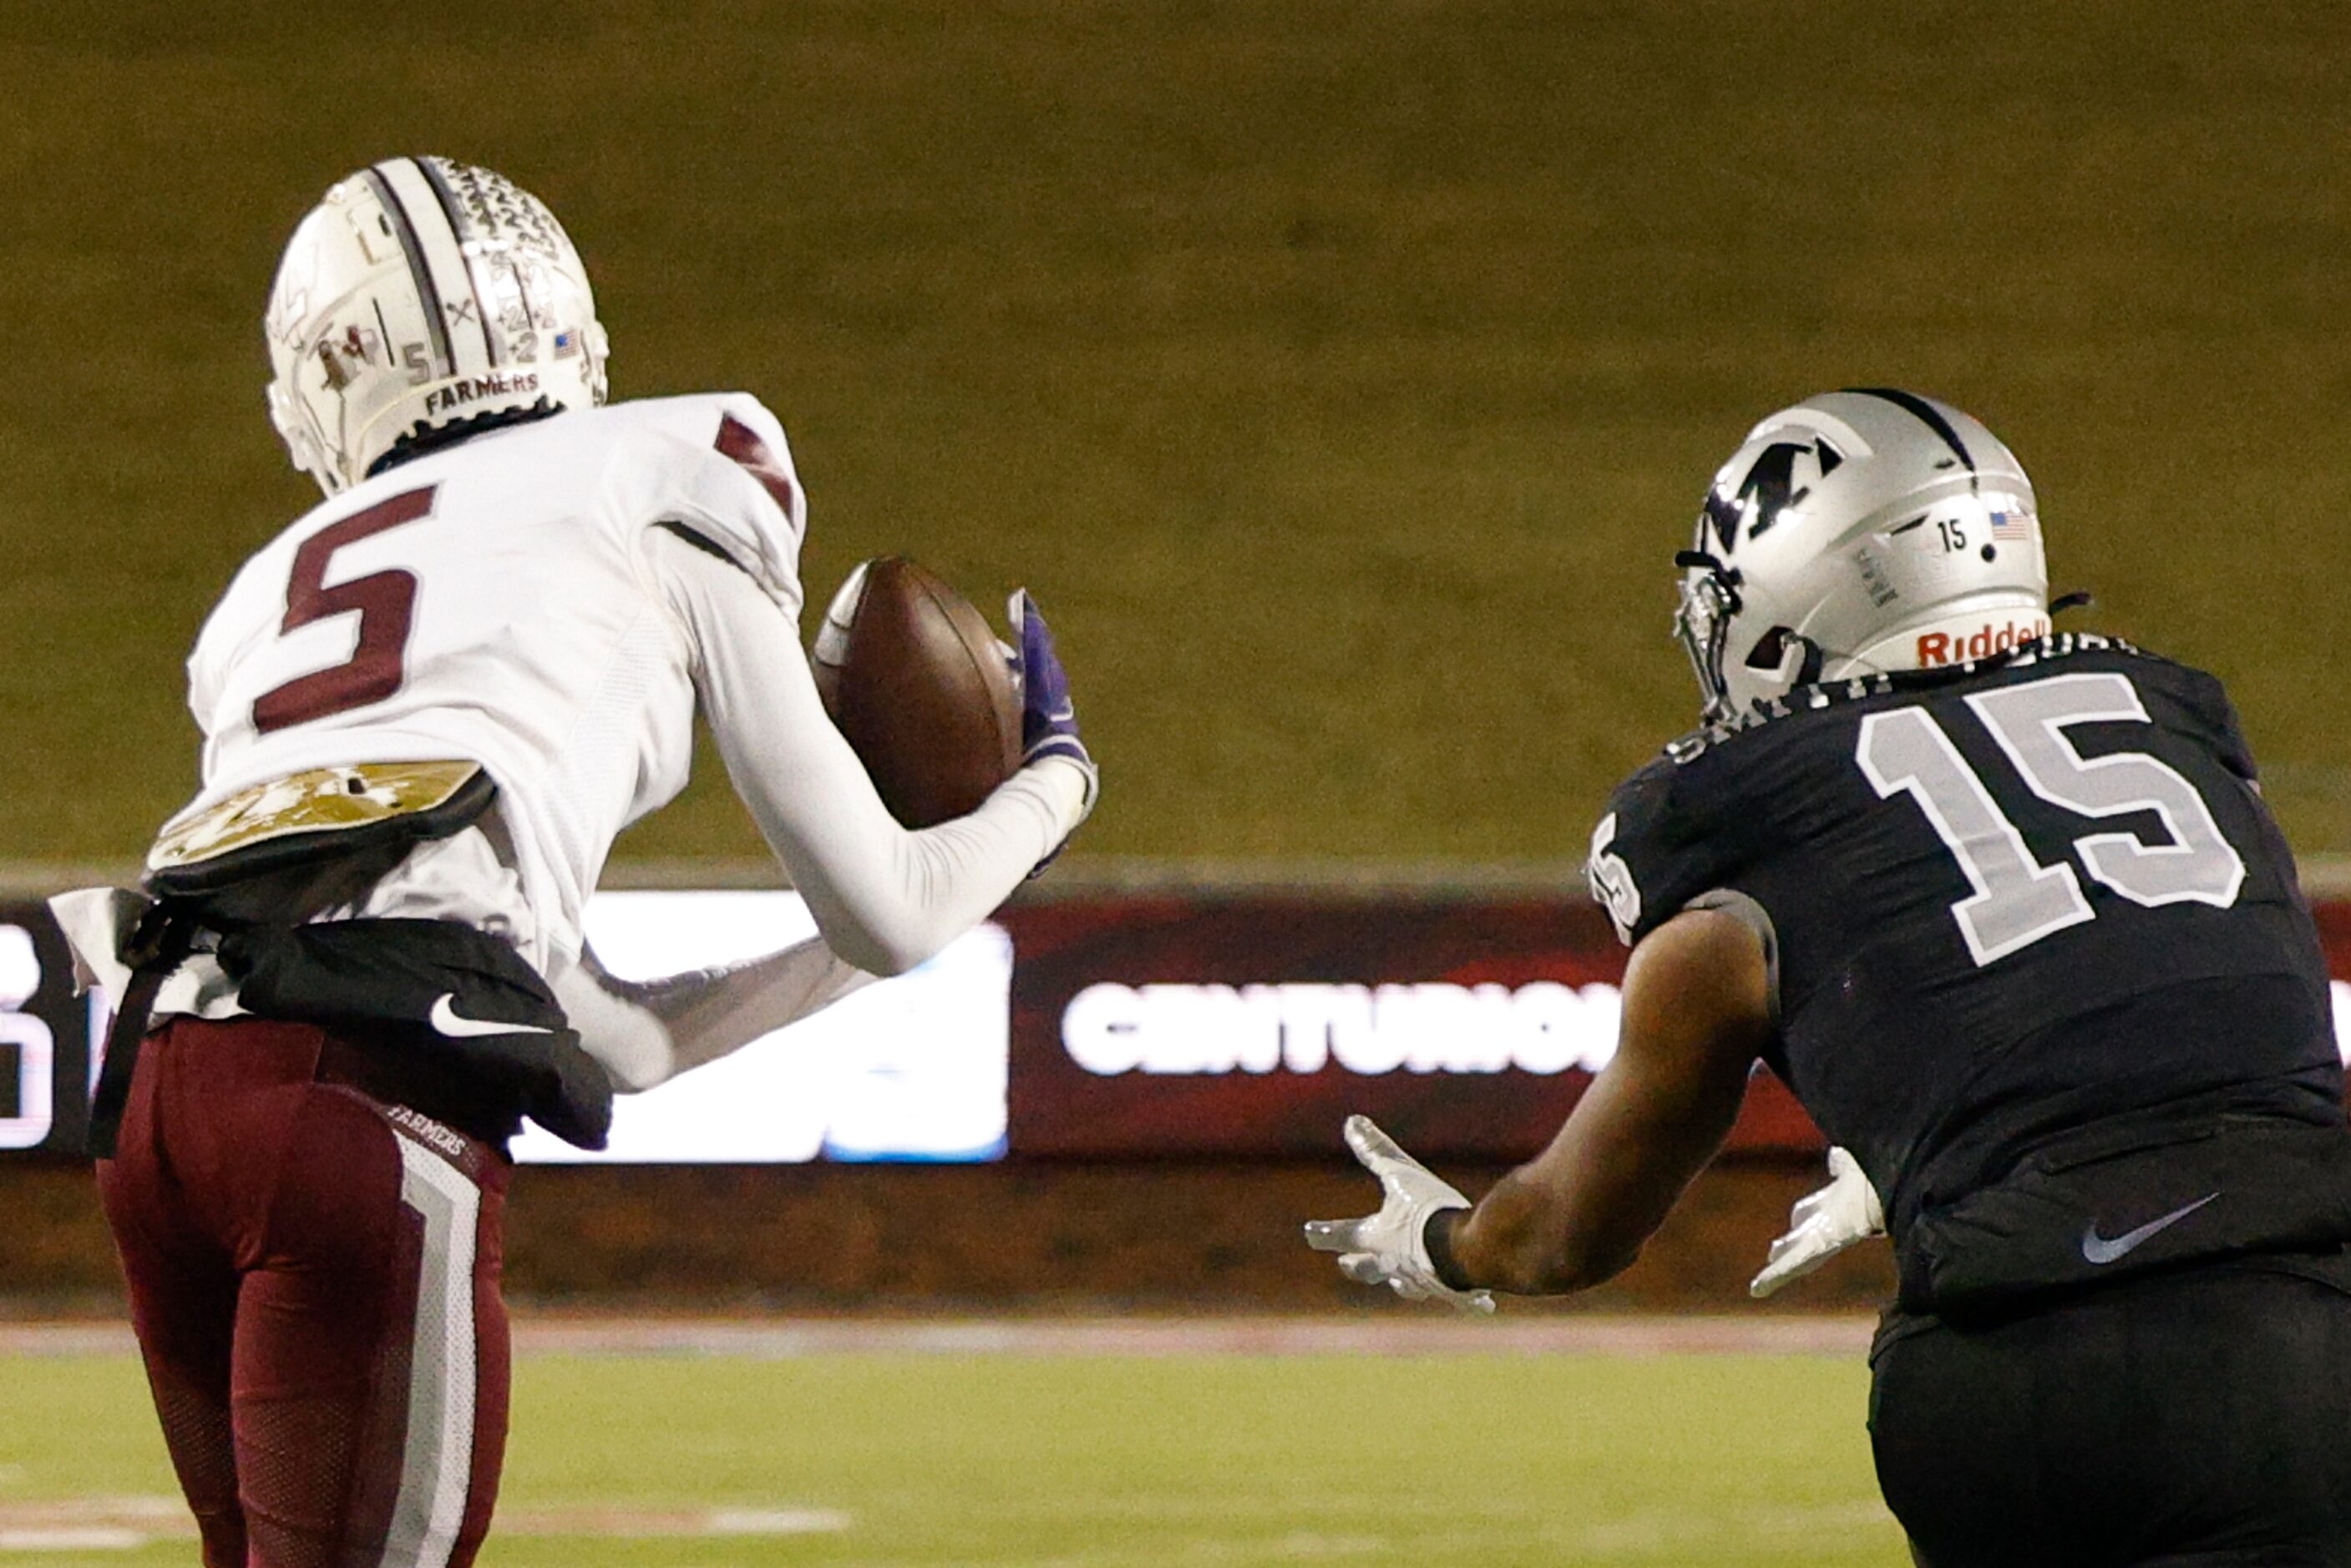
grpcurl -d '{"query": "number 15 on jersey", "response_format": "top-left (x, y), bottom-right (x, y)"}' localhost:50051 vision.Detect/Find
top-left (1857, 671), bottom-right (2246, 967)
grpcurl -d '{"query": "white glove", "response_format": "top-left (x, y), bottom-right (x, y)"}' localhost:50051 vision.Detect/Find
top-left (1305, 1115), bottom-right (1496, 1314)
top-left (1749, 1145), bottom-right (1885, 1298)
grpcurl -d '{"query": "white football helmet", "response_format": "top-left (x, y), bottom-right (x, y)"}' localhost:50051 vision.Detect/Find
top-left (1674, 389), bottom-right (2051, 723)
top-left (263, 156), bottom-right (611, 494)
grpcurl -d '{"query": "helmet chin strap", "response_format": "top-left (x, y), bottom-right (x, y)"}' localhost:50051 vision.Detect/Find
top-left (1742, 631), bottom-right (1831, 714)
top-left (1789, 634), bottom-right (1827, 689)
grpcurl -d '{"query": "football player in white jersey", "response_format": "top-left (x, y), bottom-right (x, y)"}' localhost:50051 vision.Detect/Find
top-left (56, 156), bottom-right (1097, 1568)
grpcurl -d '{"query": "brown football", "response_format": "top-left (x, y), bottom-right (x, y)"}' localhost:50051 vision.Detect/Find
top-left (811, 556), bottom-right (1023, 828)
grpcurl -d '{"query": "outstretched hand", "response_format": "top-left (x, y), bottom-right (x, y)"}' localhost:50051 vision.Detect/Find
top-left (1749, 1145), bottom-right (1885, 1298)
top-left (1305, 1115), bottom-right (1496, 1314)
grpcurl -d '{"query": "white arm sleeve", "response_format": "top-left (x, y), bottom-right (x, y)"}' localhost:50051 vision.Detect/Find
top-left (650, 525), bottom-right (1090, 977)
top-left (550, 938), bottom-right (877, 1092)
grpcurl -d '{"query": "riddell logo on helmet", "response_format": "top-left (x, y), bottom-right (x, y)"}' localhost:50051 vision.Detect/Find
top-left (425, 372), bottom-right (540, 417)
top-left (1917, 617), bottom-right (2051, 667)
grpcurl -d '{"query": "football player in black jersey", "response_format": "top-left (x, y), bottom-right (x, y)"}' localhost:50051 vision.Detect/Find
top-left (1309, 391), bottom-right (2351, 1565)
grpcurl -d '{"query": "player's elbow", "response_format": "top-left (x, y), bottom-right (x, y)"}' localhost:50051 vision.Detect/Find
top-left (791, 873), bottom-right (947, 975)
top-left (1541, 1238), bottom-right (1642, 1294)
top-left (550, 964), bottom-right (678, 1093)
top-left (819, 917), bottom-right (938, 979)
top-left (1502, 1234), bottom-right (1640, 1297)
top-left (848, 942), bottom-right (930, 979)
top-left (600, 1052), bottom-right (671, 1095)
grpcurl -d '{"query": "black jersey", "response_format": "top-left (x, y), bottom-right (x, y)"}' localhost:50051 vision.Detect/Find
top-left (1588, 633), bottom-right (2341, 1241)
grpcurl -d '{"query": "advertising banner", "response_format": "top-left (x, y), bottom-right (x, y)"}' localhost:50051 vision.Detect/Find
top-left (3, 893), bottom-right (2346, 1164)
top-left (997, 897), bottom-right (1816, 1160)
top-left (0, 893), bottom-right (1012, 1166)
top-left (0, 912), bottom-right (82, 1156)
top-left (512, 892), bottom-right (1014, 1165)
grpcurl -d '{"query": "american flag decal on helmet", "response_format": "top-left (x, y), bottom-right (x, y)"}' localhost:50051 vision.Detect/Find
top-left (1989, 509), bottom-right (2033, 540)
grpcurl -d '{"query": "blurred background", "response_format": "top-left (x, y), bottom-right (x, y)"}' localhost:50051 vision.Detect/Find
top-left (3, 3), bottom-right (2348, 1562)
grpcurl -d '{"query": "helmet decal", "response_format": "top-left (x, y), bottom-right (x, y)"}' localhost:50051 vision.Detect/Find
top-left (414, 156), bottom-right (500, 367)
top-left (1704, 436), bottom-right (1843, 554)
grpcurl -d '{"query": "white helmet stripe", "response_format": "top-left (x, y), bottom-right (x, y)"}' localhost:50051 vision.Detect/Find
top-left (1847, 387), bottom-right (1979, 490)
top-left (413, 157), bottom-right (502, 370)
top-left (358, 165), bottom-right (453, 381)
top-left (372, 157), bottom-right (489, 380)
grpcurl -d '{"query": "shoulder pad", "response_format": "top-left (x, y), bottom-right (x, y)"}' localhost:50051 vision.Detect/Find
top-left (1588, 753), bottom-right (1725, 946)
top-left (610, 392), bottom-right (808, 613)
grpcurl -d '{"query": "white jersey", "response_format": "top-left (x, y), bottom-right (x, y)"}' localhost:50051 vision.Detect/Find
top-left (177, 392), bottom-right (798, 967)
top-left (168, 391), bottom-right (1087, 987)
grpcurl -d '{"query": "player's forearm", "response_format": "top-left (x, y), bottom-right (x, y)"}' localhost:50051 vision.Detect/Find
top-left (1441, 1169), bottom-right (1639, 1296)
top-left (1443, 1080), bottom-right (1740, 1295)
top-left (1442, 908), bottom-right (1771, 1296)
top-left (554, 937), bottom-right (876, 1091)
top-left (782, 756), bottom-right (1086, 974)
top-left (628, 940), bottom-right (876, 1075)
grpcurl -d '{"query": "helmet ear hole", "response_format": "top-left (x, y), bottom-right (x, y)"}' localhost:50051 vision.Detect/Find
top-left (1734, 626), bottom-right (1826, 711)
top-left (1745, 626), bottom-right (1793, 670)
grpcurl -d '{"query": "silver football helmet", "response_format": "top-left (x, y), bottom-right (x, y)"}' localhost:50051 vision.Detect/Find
top-left (1675, 389), bottom-right (2050, 723)
top-left (263, 156), bottom-right (610, 494)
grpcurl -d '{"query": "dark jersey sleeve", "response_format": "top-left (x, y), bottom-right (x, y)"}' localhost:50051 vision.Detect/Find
top-left (2173, 661), bottom-right (2261, 785)
top-left (1586, 743), bottom-right (1751, 947)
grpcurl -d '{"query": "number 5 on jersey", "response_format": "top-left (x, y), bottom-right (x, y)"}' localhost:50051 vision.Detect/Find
top-left (251, 486), bottom-right (436, 734)
top-left (1856, 671), bottom-right (2246, 967)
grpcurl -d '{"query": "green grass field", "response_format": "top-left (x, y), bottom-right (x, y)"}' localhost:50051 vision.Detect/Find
top-left (0, 1340), bottom-right (1900, 1565)
top-left (3, 2), bottom-right (2348, 867)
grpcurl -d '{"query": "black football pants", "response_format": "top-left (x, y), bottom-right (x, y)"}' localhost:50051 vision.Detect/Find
top-left (1871, 1260), bottom-right (2351, 1566)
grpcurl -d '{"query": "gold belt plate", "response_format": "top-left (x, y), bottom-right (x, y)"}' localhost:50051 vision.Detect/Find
top-left (148, 761), bottom-right (485, 873)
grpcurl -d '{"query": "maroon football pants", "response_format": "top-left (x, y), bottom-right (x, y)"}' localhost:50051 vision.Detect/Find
top-left (95, 1017), bottom-right (510, 1568)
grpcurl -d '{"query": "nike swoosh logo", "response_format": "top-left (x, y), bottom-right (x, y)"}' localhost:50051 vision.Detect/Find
top-left (428, 993), bottom-right (555, 1039)
top-left (2080, 1191), bottom-right (2220, 1266)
